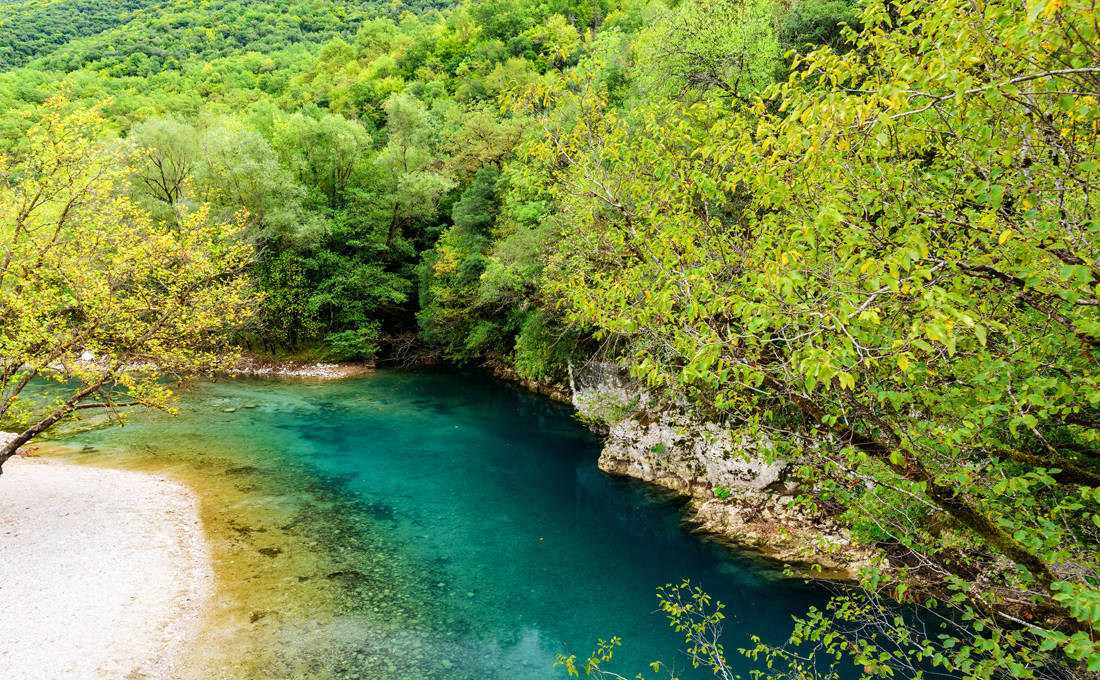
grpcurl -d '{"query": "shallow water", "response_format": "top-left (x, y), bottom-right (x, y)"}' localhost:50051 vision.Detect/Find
top-left (43, 369), bottom-right (842, 679)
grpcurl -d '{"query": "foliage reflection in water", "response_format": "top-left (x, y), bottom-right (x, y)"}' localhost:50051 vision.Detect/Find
top-left (43, 369), bottom-right (838, 679)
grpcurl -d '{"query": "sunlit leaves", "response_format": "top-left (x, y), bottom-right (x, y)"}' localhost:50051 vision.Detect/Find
top-left (0, 97), bottom-right (255, 457)
top-left (527, 0), bottom-right (1100, 675)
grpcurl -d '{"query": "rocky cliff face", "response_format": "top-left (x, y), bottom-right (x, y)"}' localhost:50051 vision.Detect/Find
top-left (570, 362), bottom-right (786, 494)
top-left (569, 362), bottom-right (876, 579)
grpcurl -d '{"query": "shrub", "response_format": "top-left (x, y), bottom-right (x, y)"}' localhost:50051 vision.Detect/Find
top-left (324, 322), bottom-right (381, 361)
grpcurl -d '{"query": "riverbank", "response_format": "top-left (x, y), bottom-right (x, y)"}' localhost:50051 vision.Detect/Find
top-left (0, 454), bottom-right (211, 680)
top-left (231, 355), bottom-right (375, 379)
top-left (482, 358), bottom-right (572, 403)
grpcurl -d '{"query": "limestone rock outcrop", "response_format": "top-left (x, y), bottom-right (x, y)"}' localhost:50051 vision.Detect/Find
top-left (569, 362), bottom-right (876, 578)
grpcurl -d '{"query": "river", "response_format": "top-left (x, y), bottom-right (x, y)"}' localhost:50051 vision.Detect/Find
top-left (43, 369), bottom-right (841, 679)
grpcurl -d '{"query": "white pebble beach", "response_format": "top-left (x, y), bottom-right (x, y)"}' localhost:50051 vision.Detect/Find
top-left (0, 455), bottom-right (211, 680)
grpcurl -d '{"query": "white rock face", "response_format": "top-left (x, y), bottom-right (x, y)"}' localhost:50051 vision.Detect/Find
top-left (570, 362), bottom-right (786, 494)
top-left (568, 363), bottom-right (876, 578)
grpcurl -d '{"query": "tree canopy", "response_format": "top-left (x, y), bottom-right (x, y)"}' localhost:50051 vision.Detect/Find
top-left (530, 0), bottom-right (1100, 674)
top-left (0, 98), bottom-right (254, 473)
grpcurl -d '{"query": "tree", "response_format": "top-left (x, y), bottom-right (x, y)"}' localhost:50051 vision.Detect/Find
top-left (531, 0), bottom-right (1100, 673)
top-left (778, 0), bottom-right (860, 53)
top-left (633, 0), bottom-right (780, 98)
top-left (437, 102), bottom-right (525, 181)
top-left (0, 98), bottom-right (255, 475)
top-left (528, 14), bottom-right (581, 69)
top-left (193, 116), bottom-right (312, 244)
top-left (374, 93), bottom-right (456, 249)
top-left (129, 115), bottom-right (199, 223)
top-left (417, 166), bottom-right (501, 352)
top-left (269, 109), bottom-right (373, 210)
top-left (250, 250), bottom-right (321, 349)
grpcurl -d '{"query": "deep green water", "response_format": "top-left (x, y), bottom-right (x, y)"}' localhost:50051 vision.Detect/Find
top-left (46, 369), bottom-right (840, 680)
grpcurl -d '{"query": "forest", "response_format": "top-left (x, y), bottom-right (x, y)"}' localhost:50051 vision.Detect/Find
top-left (1, 0), bottom-right (1098, 677)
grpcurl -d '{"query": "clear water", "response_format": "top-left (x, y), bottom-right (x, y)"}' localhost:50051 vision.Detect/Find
top-left (42, 369), bottom-right (842, 680)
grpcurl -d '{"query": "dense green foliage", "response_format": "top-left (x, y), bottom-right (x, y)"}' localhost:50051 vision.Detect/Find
top-left (0, 0), bottom-right (153, 69)
top-left (0, 0), bottom-right (653, 369)
top-left (530, 0), bottom-right (1100, 676)
top-left (0, 99), bottom-right (254, 472)
top-left (3, 0), bottom-right (1099, 677)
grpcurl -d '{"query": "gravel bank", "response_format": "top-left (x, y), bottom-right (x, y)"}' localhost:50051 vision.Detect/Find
top-left (231, 356), bottom-right (375, 379)
top-left (0, 455), bottom-right (211, 680)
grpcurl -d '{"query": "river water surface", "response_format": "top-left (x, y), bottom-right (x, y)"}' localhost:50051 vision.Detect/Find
top-left (44, 369), bottom-right (838, 679)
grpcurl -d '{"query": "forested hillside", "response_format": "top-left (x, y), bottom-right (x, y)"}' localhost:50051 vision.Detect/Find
top-left (1, 0), bottom-right (1098, 677)
top-left (0, 0), bottom-right (155, 68)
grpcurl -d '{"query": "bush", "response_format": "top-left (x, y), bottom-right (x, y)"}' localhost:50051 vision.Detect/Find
top-left (324, 322), bottom-right (381, 361)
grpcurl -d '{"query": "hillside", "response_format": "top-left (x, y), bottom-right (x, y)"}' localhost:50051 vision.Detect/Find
top-left (0, 0), bottom-right (461, 72)
top-left (0, 0), bottom-right (155, 69)
top-left (17, 0), bottom-right (451, 75)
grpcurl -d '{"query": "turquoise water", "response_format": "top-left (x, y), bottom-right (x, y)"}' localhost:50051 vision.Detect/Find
top-left (47, 369), bottom-right (839, 679)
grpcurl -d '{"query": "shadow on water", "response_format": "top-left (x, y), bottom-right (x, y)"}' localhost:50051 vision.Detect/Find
top-left (37, 368), bottom-right (855, 680)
